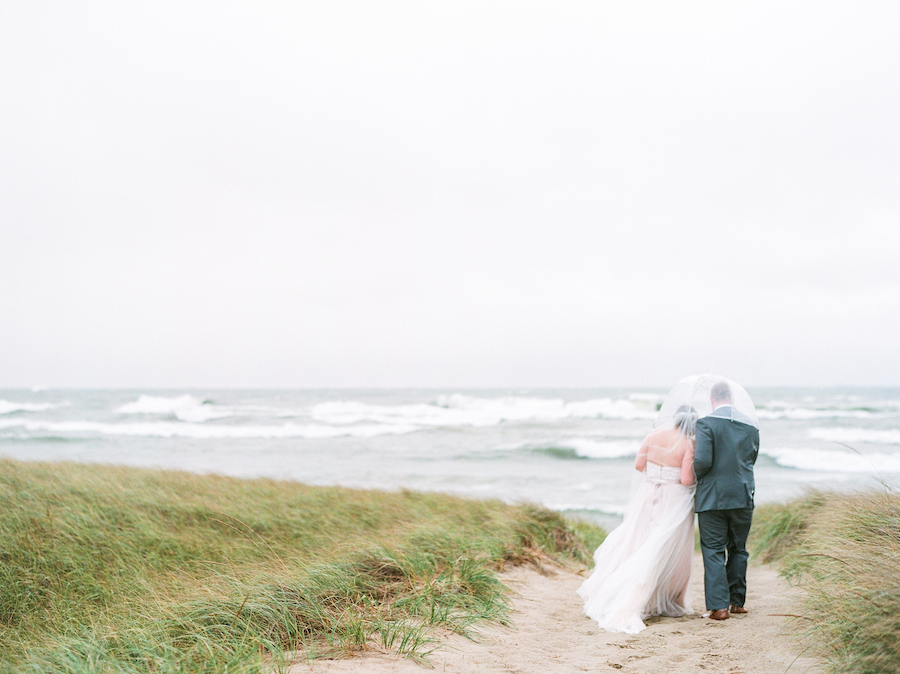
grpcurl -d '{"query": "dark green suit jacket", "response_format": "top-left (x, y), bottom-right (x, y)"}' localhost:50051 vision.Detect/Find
top-left (693, 407), bottom-right (760, 512)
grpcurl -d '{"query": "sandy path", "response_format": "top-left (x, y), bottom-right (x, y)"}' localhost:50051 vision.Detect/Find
top-left (291, 554), bottom-right (822, 674)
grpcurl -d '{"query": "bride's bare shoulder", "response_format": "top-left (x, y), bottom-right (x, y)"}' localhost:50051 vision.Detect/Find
top-left (645, 427), bottom-right (677, 443)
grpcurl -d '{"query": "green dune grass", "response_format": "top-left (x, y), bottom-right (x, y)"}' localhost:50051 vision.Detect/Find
top-left (750, 489), bottom-right (900, 674)
top-left (0, 458), bottom-right (604, 673)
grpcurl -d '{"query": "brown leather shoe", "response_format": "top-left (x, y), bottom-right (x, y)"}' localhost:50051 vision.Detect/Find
top-left (708, 609), bottom-right (730, 620)
top-left (729, 605), bottom-right (748, 614)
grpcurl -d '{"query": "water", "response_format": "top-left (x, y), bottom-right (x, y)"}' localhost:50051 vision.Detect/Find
top-left (2, 387), bottom-right (898, 529)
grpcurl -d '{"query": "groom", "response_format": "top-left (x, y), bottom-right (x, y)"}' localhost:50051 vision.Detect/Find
top-left (693, 381), bottom-right (760, 621)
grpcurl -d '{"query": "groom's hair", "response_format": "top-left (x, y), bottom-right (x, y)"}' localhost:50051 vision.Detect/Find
top-left (710, 381), bottom-right (732, 405)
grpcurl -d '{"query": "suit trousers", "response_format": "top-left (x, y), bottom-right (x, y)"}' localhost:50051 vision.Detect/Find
top-left (697, 507), bottom-right (753, 611)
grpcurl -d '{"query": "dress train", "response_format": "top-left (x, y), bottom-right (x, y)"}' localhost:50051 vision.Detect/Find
top-left (577, 463), bottom-right (695, 633)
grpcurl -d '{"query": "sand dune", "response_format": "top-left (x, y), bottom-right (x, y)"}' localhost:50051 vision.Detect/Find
top-left (294, 554), bottom-right (822, 674)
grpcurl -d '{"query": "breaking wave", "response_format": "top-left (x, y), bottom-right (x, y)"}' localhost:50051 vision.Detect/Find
top-left (763, 446), bottom-right (900, 473)
top-left (0, 400), bottom-right (61, 415)
top-left (547, 502), bottom-right (629, 516)
top-left (756, 399), bottom-right (900, 420)
top-left (514, 438), bottom-right (639, 461)
top-left (0, 419), bottom-right (417, 439)
top-left (310, 394), bottom-right (656, 429)
top-left (117, 395), bottom-right (232, 423)
top-left (808, 427), bottom-right (900, 445)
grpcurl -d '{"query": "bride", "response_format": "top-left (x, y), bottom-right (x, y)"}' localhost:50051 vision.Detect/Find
top-left (577, 386), bottom-right (699, 634)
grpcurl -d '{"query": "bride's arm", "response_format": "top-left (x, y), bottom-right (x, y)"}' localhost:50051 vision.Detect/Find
top-left (680, 439), bottom-right (696, 486)
top-left (634, 437), bottom-right (649, 472)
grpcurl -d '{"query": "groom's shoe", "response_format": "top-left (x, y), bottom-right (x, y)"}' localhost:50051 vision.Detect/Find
top-left (729, 605), bottom-right (748, 614)
top-left (708, 609), bottom-right (730, 621)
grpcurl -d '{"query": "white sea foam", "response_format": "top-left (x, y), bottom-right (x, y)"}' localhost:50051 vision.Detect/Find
top-left (310, 394), bottom-right (656, 429)
top-left (577, 429), bottom-right (648, 439)
top-left (755, 397), bottom-right (900, 420)
top-left (764, 446), bottom-right (900, 473)
top-left (0, 400), bottom-right (59, 414)
top-left (757, 407), bottom-right (883, 420)
top-left (117, 395), bottom-right (232, 423)
top-left (546, 502), bottom-right (629, 516)
top-left (556, 438), bottom-right (638, 459)
top-left (628, 392), bottom-right (665, 403)
top-left (808, 427), bottom-right (900, 445)
top-left (0, 419), bottom-right (417, 439)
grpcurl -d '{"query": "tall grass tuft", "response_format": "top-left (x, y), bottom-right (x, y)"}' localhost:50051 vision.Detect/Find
top-left (751, 489), bottom-right (900, 674)
top-left (750, 492), bottom-right (825, 567)
top-left (0, 459), bottom-right (603, 672)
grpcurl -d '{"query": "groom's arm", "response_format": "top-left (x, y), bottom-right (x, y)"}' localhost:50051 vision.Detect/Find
top-left (693, 420), bottom-right (714, 480)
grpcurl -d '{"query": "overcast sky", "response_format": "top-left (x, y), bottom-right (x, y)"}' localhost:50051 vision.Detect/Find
top-left (1, 1), bottom-right (898, 388)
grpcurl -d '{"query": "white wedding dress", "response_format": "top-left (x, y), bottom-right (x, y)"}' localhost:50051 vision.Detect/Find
top-left (577, 462), bottom-right (696, 633)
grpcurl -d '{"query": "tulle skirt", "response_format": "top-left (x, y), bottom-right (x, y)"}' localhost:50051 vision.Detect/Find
top-left (577, 466), bottom-right (695, 634)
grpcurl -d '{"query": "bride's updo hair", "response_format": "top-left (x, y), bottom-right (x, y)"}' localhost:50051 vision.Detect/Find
top-left (674, 405), bottom-right (698, 436)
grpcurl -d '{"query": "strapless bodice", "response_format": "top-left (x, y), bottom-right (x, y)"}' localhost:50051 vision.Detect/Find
top-left (644, 462), bottom-right (681, 484)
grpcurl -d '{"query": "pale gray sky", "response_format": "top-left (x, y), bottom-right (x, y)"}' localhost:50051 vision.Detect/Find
top-left (1, 1), bottom-right (898, 388)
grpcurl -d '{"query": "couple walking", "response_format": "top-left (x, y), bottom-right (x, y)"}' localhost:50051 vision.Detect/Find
top-left (577, 374), bottom-right (760, 633)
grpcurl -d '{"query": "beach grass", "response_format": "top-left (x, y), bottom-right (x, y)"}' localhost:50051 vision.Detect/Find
top-left (0, 458), bottom-right (603, 673)
top-left (750, 489), bottom-right (900, 674)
